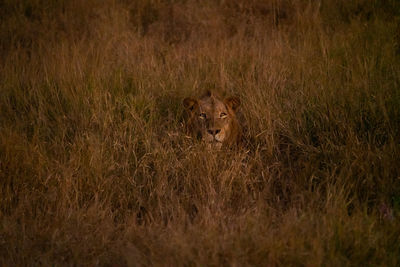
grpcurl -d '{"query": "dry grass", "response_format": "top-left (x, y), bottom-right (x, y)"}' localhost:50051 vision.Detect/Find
top-left (1, 0), bottom-right (400, 265)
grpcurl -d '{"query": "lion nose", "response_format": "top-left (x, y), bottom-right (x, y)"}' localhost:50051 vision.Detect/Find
top-left (207, 129), bottom-right (221, 136)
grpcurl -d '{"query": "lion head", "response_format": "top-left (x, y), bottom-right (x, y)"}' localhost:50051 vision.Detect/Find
top-left (183, 90), bottom-right (242, 149)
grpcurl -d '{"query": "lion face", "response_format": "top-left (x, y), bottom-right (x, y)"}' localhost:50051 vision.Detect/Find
top-left (183, 91), bottom-right (241, 149)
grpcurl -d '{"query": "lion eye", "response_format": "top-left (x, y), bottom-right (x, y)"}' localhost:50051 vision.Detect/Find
top-left (199, 113), bottom-right (206, 119)
top-left (220, 112), bottom-right (227, 118)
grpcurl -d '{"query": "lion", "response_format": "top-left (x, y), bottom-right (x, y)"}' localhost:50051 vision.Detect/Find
top-left (183, 90), bottom-right (242, 149)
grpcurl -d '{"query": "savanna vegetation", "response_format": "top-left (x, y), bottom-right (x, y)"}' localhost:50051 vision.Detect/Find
top-left (1, 0), bottom-right (400, 265)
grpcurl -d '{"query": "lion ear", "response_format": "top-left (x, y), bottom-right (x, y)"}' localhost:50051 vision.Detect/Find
top-left (224, 96), bottom-right (240, 111)
top-left (183, 97), bottom-right (198, 112)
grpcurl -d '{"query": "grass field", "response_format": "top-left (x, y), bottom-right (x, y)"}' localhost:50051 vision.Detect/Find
top-left (1, 0), bottom-right (400, 265)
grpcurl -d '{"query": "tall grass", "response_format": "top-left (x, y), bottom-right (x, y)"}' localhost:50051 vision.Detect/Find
top-left (1, 0), bottom-right (400, 265)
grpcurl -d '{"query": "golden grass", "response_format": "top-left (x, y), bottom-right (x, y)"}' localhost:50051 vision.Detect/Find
top-left (1, 0), bottom-right (400, 265)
